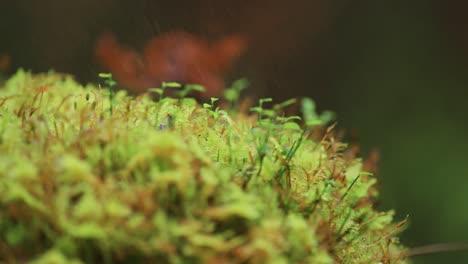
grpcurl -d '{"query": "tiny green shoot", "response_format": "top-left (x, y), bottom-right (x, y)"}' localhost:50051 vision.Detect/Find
top-left (177, 84), bottom-right (205, 98)
top-left (203, 97), bottom-right (221, 119)
top-left (148, 81), bottom-right (182, 101)
top-left (224, 78), bottom-right (249, 107)
top-left (98, 72), bottom-right (117, 115)
top-left (250, 97), bottom-right (273, 124)
top-left (301, 97), bottom-right (335, 127)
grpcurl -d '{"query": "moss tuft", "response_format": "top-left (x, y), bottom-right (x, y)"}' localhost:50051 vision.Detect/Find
top-left (0, 70), bottom-right (408, 263)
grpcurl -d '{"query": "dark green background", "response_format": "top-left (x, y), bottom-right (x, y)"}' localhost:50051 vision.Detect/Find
top-left (1, 1), bottom-right (467, 263)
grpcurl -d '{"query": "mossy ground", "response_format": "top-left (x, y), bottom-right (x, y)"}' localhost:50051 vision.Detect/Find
top-left (0, 70), bottom-right (408, 263)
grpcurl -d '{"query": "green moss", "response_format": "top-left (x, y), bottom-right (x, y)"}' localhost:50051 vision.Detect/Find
top-left (0, 69), bottom-right (408, 263)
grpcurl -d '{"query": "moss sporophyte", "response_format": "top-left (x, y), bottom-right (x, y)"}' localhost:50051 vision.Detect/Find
top-left (0, 70), bottom-right (409, 263)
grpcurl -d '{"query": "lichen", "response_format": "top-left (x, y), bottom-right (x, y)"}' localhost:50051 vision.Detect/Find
top-left (0, 69), bottom-right (408, 263)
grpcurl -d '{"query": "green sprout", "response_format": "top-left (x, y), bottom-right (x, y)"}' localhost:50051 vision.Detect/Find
top-left (203, 97), bottom-right (226, 121)
top-left (250, 97), bottom-right (273, 125)
top-left (148, 81), bottom-right (182, 102)
top-left (98, 72), bottom-right (117, 115)
top-left (224, 78), bottom-right (249, 107)
top-left (301, 97), bottom-right (335, 127)
top-left (177, 83), bottom-right (205, 98)
top-left (274, 98), bottom-right (302, 131)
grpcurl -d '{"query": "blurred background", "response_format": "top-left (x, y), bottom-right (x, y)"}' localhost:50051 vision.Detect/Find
top-left (1, 1), bottom-right (467, 262)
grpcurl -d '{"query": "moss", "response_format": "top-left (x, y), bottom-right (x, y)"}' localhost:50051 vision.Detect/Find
top-left (0, 69), bottom-right (408, 263)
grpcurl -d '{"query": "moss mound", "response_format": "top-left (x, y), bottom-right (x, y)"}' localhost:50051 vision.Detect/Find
top-left (0, 70), bottom-right (408, 263)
